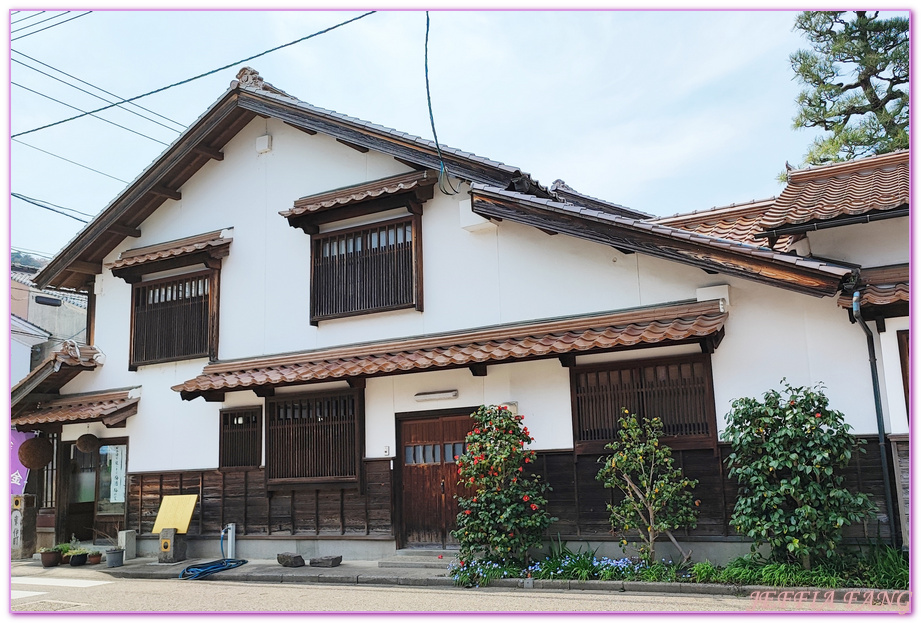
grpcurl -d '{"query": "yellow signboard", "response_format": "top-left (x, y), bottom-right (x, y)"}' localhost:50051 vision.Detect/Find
top-left (151, 494), bottom-right (198, 534)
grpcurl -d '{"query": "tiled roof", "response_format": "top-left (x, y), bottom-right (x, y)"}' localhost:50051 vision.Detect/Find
top-left (109, 230), bottom-right (231, 270)
top-left (762, 151), bottom-right (909, 229)
top-left (282, 170), bottom-right (438, 218)
top-left (470, 184), bottom-right (854, 296)
top-left (12, 388), bottom-right (140, 428)
top-left (653, 199), bottom-right (795, 252)
top-left (11, 342), bottom-right (103, 412)
top-left (837, 264), bottom-right (909, 309)
top-left (550, 179), bottom-right (654, 220)
top-left (173, 300), bottom-right (726, 399)
top-left (11, 270), bottom-right (88, 308)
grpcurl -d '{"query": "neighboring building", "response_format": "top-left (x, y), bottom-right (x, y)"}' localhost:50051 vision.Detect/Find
top-left (10, 315), bottom-right (51, 385)
top-left (12, 68), bottom-right (908, 561)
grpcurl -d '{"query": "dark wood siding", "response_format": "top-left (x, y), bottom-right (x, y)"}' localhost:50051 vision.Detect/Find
top-left (311, 215), bottom-right (418, 322)
top-left (534, 436), bottom-right (892, 544)
top-left (126, 459), bottom-right (393, 538)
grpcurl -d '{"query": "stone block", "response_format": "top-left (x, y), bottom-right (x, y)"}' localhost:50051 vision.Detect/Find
top-left (158, 528), bottom-right (186, 563)
top-left (277, 552), bottom-right (305, 567)
top-left (309, 555), bottom-right (342, 567)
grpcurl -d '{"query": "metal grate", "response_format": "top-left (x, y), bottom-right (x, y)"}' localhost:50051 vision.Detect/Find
top-left (266, 390), bottom-right (362, 483)
top-left (311, 216), bottom-right (415, 320)
top-left (131, 271), bottom-right (210, 366)
top-left (220, 407), bottom-right (262, 469)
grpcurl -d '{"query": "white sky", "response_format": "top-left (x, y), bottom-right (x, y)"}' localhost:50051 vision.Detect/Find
top-left (5, 8), bottom-right (911, 260)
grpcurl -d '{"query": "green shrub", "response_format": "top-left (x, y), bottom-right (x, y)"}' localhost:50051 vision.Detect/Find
top-left (863, 545), bottom-right (909, 590)
top-left (452, 405), bottom-right (555, 569)
top-left (722, 381), bottom-right (876, 566)
top-left (691, 560), bottom-right (720, 584)
top-left (596, 409), bottom-right (699, 564)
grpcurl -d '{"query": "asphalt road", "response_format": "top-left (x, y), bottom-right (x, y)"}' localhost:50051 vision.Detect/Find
top-left (10, 562), bottom-right (909, 616)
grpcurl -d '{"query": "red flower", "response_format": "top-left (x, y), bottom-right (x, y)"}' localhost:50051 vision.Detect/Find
top-left (816, 413), bottom-right (822, 418)
top-left (524, 457), bottom-right (530, 463)
top-left (509, 532), bottom-right (514, 537)
top-left (474, 428), bottom-right (480, 434)
top-left (464, 510), bottom-right (471, 515)
top-left (469, 477), bottom-right (474, 483)
top-left (454, 455), bottom-right (459, 460)
top-left (523, 495), bottom-right (530, 502)
top-left (518, 467), bottom-right (524, 472)
top-left (473, 497), bottom-right (477, 502)
top-left (530, 504), bottom-right (538, 511)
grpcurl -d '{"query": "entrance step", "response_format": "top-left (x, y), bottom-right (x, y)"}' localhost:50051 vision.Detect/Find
top-left (378, 549), bottom-right (458, 568)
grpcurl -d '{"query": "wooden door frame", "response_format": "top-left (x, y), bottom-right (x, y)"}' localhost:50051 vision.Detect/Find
top-left (58, 437), bottom-right (129, 544)
top-left (393, 406), bottom-right (477, 549)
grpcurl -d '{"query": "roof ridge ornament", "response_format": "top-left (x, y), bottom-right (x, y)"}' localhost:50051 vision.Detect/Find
top-left (235, 67), bottom-right (265, 89)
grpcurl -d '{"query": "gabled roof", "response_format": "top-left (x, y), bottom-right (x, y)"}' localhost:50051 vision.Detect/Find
top-left (173, 299), bottom-right (727, 401)
top-left (760, 150), bottom-right (909, 232)
top-left (653, 198), bottom-right (795, 252)
top-left (34, 68), bottom-right (540, 292)
top-left (11, 314), bottom-right (52, 340)
top-left (550, 179), bottom-right (654, 220)
top-left (470, 184), bottom-right (854, 297)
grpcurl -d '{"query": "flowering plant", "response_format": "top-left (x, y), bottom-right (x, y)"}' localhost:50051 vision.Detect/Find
top-left (452, 405), bottom-right (554, 569)
top-left (596, 409), bottom-right (699, 564)
top-left (722, 381), bottom-right (875, 567)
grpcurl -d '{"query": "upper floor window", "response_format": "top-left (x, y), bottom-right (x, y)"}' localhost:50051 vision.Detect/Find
top-left (310, 215), bottom-right (422, 323)
top-left (109, 229), bottom-right (231, 370)
top-left (571, 353), bottom-right (718, 453)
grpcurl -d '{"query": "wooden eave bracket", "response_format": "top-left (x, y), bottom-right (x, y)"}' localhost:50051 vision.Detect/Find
top-left (337, 138), bottom-right (370, 153)
top-left (201, 391), bottom-right (226, 403)
top-left (469, 363), bottom-right (488, 377)
top-left (192, 145), bottom-right (225, 161)
top-left (149, 185), bottom-right (182, 201)
top-left (253, 386), bottom-right (275, 398)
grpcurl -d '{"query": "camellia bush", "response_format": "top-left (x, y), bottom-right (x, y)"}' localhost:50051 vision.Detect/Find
top-left (452, 405), bottom-right (554, 569)
top-left (596, 409), bottom-right (699, 564)
top-left (722, 381), bottom-right (876, 568)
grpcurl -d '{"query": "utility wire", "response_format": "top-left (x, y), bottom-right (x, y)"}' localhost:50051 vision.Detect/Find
top-left (13, 138), bottom-right (130, 183)
top-left (11, 10), bottom-right (68, 33)
top-left (12, 193), bottom-right (90, 223)
top-left (424, 12), bottom-right (459, 196)
top-left (12, 11), bottom-right (91, 41)
top-left (13, 50), bottom-right (187, 130)
top-left (12, 192), bottom-right (96, 218)
top-left (12, 246), bottom-right (54, 259)
top-left (12, 10), bottom-right (376, 138)
top-left (11, 11), bottom-right (46, 25)
top-left (13, 81), bottom-right (170, 146)
top-left (13, 57), bottom-right (184, 134)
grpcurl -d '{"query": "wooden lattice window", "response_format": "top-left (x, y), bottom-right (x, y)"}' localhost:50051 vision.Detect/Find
top-left (265, 389), bottom-right (364, 486)
top-left (571, 353), bottom-right (717, 453)
top-left (310, 214), bottom-right (422, 323)
top-left (130, 270), bottom-right (217, 368)
top-left (220, 407), bottom-right (262, 470)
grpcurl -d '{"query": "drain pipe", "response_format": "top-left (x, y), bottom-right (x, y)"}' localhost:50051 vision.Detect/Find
top-left (851, 291), bottom-right (898, 548)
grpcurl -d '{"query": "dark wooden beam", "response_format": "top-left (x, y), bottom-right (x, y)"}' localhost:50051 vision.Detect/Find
top-left (612, 246), bottom-right (634, 255)
top-left (253, 386), bottom-right (275, 398)
top-left (69, 260), bottom-right (102, 275)
top-left (470, 363), bottom-right (488, 377)
top-left (538, 228), bottom-right (558, 236)
top-left (875, 316), bottom-right (887, 333)
top-left (202, 391), bottom-right (226, 403)
top-left (284, 121), bottom-right (317, 135)
top-left (559, 354), bottom-right (576, 368)
top-left (109, 224), bottom-right (142, 238)
top-left (394, 156), bottom-right (427, 171)
top-left (149, 185), bottom-right (182, 201)
top-left (336, 138), bottom-right (370, 153)
top-left (193, 145), bottom-right (225, 161)
top-left (347, 377), bottom-right (366, 389)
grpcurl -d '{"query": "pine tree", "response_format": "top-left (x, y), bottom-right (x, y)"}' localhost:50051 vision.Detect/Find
top-left (790, 11), bottom-right (908, 165)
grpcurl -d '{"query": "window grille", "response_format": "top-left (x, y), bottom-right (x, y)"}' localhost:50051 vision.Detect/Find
top-left (265, 389), bottom-right (363, 485)
top-left (220, 407), bottom-right (262, 469)
top-left (311, 215), bottom-right (418, 321)
top-left (131, 271), bottom-right (211, 366)
top-left (572, 353), bottom-right (717, 453)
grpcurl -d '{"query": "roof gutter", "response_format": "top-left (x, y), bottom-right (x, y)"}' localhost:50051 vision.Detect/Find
top-left (851, 290), bottom-right (898, 549)
top-left (754, 206), bottom-right (909, 240)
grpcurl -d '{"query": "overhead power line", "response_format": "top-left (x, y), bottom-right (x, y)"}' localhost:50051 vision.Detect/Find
top-left (12, 138), bottom-right (130, 183)
top-left (12, 192), bottom-right (95, 218)
top-left (13, 57), bottom-right (184, 134)
top-left (11, 11), bottom-right (46, 25)
top-left (12, 193), bottom-right (90, 223)
top-left (11, 10), bottom-right (68, 33)
top-left (12, 11), bottom-right (92, 41)
top-left (12, 81), bottom-right (170, 145)
top-left (12, 11), bottom-right (376, 139)
top-left (12, 50), bottom-right (187, 130)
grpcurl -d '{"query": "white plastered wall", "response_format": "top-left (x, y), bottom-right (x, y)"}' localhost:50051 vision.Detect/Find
top-left (803, 217), bottom-right (909, 267)
top-left (877, 316), bottom-right (909, 435)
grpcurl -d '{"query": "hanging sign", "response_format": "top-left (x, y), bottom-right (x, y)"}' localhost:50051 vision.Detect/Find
top-left (108, 445), bottom-right (127, 503)
top-left (10, 430), bottom-right (36, 496)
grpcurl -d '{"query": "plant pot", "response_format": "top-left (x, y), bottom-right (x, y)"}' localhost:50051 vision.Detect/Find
top-left (61, 554), bottom-right (71, 565)
top-left (40, 551), bottom-right (61, 568)
top-left (106, 549), bottom-right (124, 568)
top-left (88, 554), bottom-right (102, 565)
top-left (69, 553), bottom-right (88, 566)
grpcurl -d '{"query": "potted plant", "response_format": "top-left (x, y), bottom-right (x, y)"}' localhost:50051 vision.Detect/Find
top-left (39, 547), bottom-right (61, 568)
top-left (69, 548), bottom-right (89, 566)
top-left (92, 525), bottom-right (125, 568)
top-left (54, 543), bottom-right (72, 564)
top-left (87, 550), bottom-right (103, 565)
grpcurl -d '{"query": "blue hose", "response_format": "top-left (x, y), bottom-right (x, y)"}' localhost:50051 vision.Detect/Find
top-left (178, 529), bottom-right (247, 580)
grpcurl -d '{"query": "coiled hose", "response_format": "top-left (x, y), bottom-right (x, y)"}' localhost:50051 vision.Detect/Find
top-left (178, 529), bottom-right (247, 580)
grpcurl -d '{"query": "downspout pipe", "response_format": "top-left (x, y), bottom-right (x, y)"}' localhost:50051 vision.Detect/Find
top-left (852, 291), bottom-right (898, 549)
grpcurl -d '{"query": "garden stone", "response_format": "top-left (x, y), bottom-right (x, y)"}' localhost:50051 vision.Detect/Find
top-left (310, 555), bottom-right (342, 567)
top-left (277, 552), bottom-right (305, 567)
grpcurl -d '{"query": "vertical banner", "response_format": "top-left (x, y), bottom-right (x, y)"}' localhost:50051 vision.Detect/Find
top-left (108, 445), bottom-right (126, 504)
top-left (10, 430), bottom-right (36, 496)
